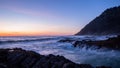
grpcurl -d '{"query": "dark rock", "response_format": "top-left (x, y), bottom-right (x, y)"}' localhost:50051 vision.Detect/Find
top-left (96, 66), bottom-right (112, 68)
top-left (58, 39), bottom-right (74, 43)
top-left (0, 48), bottom-right (111, 68)
top-left (63, 63), bottom-right (75, 68)
top-left (79, 64), bottom-right (93, 68)
top-left (0, 49), bottom-right (8, 63)
top-left (0, 63), bottom-right (7, 68)
top-left (73, 40), bottom-right (87, 47)
top-left (72, 35), bottom-right (120, 50)
top-left (76, 6), bottom-right (120, 35)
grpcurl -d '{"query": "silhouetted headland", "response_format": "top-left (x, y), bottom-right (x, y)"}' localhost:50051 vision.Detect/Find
top-left (76, 6), bottom-right (120, 35)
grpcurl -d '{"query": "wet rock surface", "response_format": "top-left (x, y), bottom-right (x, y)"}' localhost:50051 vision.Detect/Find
top-left (73, 35), bottom-right (120, 50)
top-left (59, 35), bottom-right (120, 50)
top-left (0, 48), bottom-right (111, 68)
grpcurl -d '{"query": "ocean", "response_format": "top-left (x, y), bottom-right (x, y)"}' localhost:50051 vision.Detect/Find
top-left (0, 36), bottom-right (120, 68)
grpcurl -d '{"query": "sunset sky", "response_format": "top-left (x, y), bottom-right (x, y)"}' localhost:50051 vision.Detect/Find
top-left (0, 0), bottom-right (120, 36)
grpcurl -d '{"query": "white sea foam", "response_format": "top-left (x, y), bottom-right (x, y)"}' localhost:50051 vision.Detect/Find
top-left (0, 36), bottom-right (120, 68)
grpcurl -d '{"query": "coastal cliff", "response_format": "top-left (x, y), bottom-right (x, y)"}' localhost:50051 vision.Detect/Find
top-left (76, 6), bottom-right (120, 35)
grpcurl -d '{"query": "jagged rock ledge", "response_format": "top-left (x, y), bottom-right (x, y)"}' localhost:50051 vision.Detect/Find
top-left (0, 48), bottom-right (111, 68)
top-left (73, 35), bottom-right (120, 50)
top-left (59, 35), bottom-right (120, 50)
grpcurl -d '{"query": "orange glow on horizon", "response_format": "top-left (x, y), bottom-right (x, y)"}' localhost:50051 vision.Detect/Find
top-left (0, 23), bottom-right (74, 36)
top-left (0, 31), bottom-right (72, 36)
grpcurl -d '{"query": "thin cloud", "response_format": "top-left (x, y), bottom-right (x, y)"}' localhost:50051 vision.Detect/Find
top-left (0, 5), bottom-right (58, 18)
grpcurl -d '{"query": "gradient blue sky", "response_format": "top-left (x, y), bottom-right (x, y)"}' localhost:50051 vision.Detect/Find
top-left (0, 0), bottom-right (120, 36)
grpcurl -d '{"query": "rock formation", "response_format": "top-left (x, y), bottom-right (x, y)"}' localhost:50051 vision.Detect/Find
top-left (76, 6), bottom-right (120, 35)
top-left (59, 35), bottom-right (120, 50)
top-left (0, 48), bottom-right (111, 68)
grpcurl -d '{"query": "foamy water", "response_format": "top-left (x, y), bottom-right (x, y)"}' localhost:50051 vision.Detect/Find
top-left (0, 36), bottom-right (120, 68)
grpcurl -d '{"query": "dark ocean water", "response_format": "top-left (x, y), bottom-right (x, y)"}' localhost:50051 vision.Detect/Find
top-left (0, 36), bottom-right (120, 68)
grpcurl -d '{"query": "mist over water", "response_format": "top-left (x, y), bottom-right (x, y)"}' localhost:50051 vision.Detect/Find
top-left (0, 36), bottom-right (120, 68)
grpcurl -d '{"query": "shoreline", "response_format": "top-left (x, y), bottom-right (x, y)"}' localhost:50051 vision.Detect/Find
top-left (0, 48), bottom-right (111, 68)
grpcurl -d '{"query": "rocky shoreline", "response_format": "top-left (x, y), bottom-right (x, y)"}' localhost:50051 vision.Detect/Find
top-left (0, 48), bottom-right (111, 68)
top-left (59, 35), bottom-right (120, 50)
